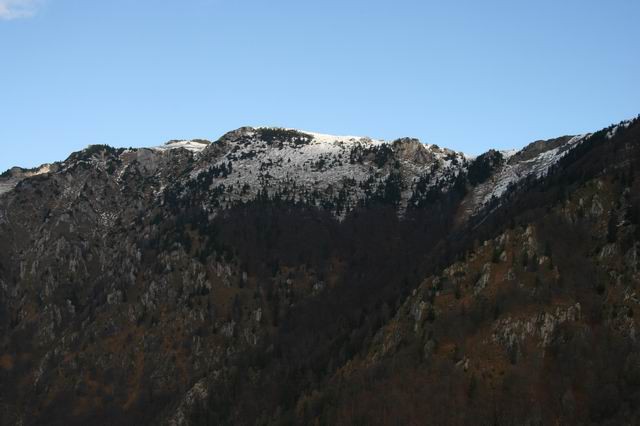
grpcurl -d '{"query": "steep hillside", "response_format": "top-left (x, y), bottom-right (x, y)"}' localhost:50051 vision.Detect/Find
top-left (0, 118), bottom-right (638, 425)
top-left (278, 118), bottom-right (640, 425)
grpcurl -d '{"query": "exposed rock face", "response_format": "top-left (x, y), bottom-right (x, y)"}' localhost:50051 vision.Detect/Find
top-left (492, 303), bottom-right (582, 350)
top-left (0, 117), bottom-right (639, 425)
top-left (509, 135), bottom-right (574, 163)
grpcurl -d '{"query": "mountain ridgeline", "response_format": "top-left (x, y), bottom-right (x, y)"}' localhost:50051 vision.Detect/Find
top-left (0, 118), bottom-right (639, 425)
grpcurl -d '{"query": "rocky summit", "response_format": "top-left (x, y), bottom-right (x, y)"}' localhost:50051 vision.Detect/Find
top-left (1, 117), bottom-right (640, 425)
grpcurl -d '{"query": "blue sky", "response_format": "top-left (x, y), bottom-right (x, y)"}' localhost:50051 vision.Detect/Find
top-left (0, 0), bottom-right (638, 171)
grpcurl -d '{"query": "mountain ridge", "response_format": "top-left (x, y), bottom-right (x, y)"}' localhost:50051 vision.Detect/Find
top-left (5, 120), bottom-right (635, 219)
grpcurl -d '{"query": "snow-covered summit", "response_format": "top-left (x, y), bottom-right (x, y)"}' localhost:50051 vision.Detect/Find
top-left (165, 126), bottom-right (470, 217)
top-left (153, 139), bottom-right (211, 153)
top-left (280, 128), bottom-right (385, 146)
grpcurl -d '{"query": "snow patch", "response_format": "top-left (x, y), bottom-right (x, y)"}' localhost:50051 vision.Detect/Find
top-left (152, 140), bottom-right (210, 153)
top-left (289, 129), bottom-right (383, 145)
top-left (606, 118), bottom-right (636, 139)
top-left (465, 134), bottom-right (590, 216)
top-left (500, 149), bottom-right (518, 160)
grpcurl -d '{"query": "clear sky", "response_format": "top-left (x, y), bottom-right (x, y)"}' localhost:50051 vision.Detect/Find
top-left (0, 0), bottom-right (638, 171)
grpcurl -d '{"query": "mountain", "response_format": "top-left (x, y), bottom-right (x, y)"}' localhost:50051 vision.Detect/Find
top-left (0, 117), bottom-right (639, 425)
